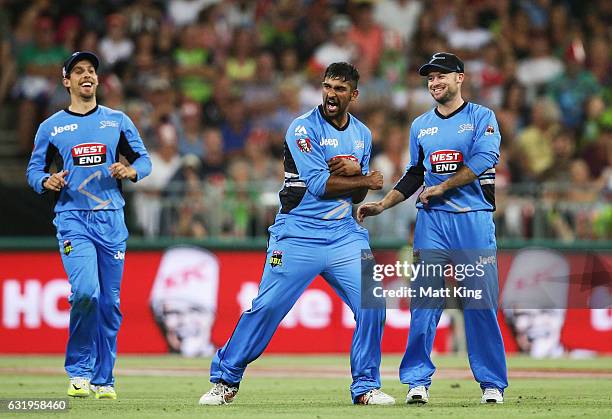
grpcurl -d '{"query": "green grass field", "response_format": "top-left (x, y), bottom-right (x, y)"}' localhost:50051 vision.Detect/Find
top-left (1, 355), bottom-right (611, 418)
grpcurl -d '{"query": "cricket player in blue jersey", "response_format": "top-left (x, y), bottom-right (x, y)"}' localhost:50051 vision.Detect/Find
top-left (26, 51), bottom-right (152, 400)
top-left (200, 62), bottom-right (395, 406)
top-left (358, 52), bottom-right (508, 404)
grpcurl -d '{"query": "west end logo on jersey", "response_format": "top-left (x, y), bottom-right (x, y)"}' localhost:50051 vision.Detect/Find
top-left (100, 120), bottom-right (119, 129)
top-left (296, 138), bottom-right (312, 153)
top-left (51, 123), bottom-right (78, 137)
top-left (71, 142), bottom-right (107, 166)
top-left (418, 126), bottom-right (438, 139)
top-left (294, 125), bottom-right (308, 136)
top-left (320, 138), bottom-right (339, 147)
top-left (430, 149), bottom-right (463, 174)
top-left (458, 123), bottom-right (474, 134)
top-left (353, 139), bottom-right (365, 150)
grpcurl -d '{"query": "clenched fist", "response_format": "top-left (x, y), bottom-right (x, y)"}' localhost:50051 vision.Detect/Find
top-left (43, 170), bottom-right (69, 191)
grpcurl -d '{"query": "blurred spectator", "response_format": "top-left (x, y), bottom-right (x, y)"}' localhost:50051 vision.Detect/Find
top-left (225, 27), bottom-right (258, 83)
top-left (168, 0), bottom-right (219, 27)
top-left (311, 14), bottom-right (357, 71)
top-left (221, 157), bottom-right (259, 237)
top-left (582, 126), bottom-right (612, 179)
top-left (371, 123), bottom-right (410, 188)
top-left (540, 131), bottom-right (576, 183)
top-left (176, 100), bottom-right (206, 158)
top-left (99, 14), bottom-right (134, 73)
top-left (15, 16), bottom-right (67, 155)
top-left (446, 8), bottom-right (492, 57)
top-left (130, 123), bottom-right (182, 237)
top-left (262, 79), bottom-right (304, 135)
top-left (373, 0), bottom-right (423, 45)
top-left (515, 35), bottom-right (563, 98)
top-left (174, 23), bottom-right (215, 103)
top-left (201, 127), bottom-right (227, 180)
top-left (123, 0), bottom-right (163, 35)
top-left (516, 98), bottom-right (561, 180)
top-left (547, 39), bottom-right (600, 129)
top-left (220, 95), bottom-right (253, 154)
top-left (243, 51), bottom-right (280, 125)
top-left (348, 2), bottom-right (384, 73)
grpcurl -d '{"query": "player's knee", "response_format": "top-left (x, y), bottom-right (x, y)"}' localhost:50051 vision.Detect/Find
top-left (71, 289), bottom-right (99, 311)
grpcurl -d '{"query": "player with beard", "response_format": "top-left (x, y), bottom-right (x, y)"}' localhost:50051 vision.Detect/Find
top-left (357, 52), bottom-right (508, 404)
top-left (26, 51), bottom-right (151, 399)
top-left (199, 62), bottom-right (394, 406)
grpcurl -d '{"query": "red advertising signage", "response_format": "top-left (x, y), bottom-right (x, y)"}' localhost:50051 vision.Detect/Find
top-left (0, 249), bottom-right (609, 355)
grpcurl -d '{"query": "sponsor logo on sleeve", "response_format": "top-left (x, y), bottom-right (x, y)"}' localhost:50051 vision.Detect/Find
top-left (71, 142), bottom-right (107, 166)
top-left (430, 149), bottom-right (463, 174)
top-left (485, 125), bottom-right (495, 135)
top-left (100, 120), bottom-right (119, 129)
top-left (51, 124), bottom-right (78, 137)
top-left (296, 138), bottom-right (312, 153)
top-left (354, 139), bottom-right (365, 150)
top-left (294, 125), bottom-right (308, 136)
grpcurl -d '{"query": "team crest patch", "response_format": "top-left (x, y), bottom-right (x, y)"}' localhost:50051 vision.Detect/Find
top-left (269, 250), bottom-right (283, 267)
top-left (296, 138), bottom-right (312, 153)
top-left (485, 125), bottom-right (495, 135)
top-left (63, 240), bottom-right (73, 255)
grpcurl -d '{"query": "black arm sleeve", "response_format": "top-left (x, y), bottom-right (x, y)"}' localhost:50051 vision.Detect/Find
top-left (393, 145), bottom-right (425, 199)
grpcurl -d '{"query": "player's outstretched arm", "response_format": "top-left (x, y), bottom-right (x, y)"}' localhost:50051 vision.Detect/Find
top-left (357, 189), bottom-right (405, 222)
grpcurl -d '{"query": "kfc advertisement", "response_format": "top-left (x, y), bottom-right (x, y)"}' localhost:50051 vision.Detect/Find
top-left (0, 247), bottom-right (609, 355)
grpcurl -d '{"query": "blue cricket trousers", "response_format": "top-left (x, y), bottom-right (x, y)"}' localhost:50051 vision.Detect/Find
top-left (400, 209), bottom-right (508, 392)
top-left (55, 209), bottom-right (128, 386)
top-left (210, 216), bottom-right (386, 402)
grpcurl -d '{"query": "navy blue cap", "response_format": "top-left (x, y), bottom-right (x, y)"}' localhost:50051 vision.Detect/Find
top-left (62, 51), bottom-right (99, 78)
top-left (418, 52), bottom-right (464, 76)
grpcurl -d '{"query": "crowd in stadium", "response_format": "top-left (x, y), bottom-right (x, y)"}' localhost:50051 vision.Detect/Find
top-left (0, 0), bottom-right (610, 240)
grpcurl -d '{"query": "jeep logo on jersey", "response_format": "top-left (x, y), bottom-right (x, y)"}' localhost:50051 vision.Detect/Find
top-left (430, 149), bottom-right (463, 174)
top-left (51, 123), bottom-right (78, 137)
top-left (418, 126), bottom-right (438, 139)
top-left (71, 142), bottom-right (107, 166)
top-left (320, 138), bottom-right (339, 147)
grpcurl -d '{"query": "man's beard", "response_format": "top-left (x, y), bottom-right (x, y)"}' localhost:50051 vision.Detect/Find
top-left (434, 87), bottom-right (457, 104)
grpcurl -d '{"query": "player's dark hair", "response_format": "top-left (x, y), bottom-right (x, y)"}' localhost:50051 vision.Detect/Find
top-left (324, 62), bottom-right (359, 90)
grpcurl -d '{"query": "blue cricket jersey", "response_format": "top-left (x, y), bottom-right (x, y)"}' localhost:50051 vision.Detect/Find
top-left (406, 102), bottom-right (501, 212)
top-left (26, 105), bottom-right (152, 211)
top-left (276, 105), bottom-right (372, 221)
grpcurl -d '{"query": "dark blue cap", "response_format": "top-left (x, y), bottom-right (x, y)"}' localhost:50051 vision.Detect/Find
top-left (418, 52), bottom-right (464, 76)
top-left (62, 51), bottom-right (99, 78)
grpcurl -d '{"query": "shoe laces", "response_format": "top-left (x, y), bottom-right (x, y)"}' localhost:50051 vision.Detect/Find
top-left (483, 388), bottom-right (499, 397)
top-left (97, 386), bottom-right (115, 394)
top-left (210, 383), bottom-right (237, 396)
top-left (70, 377), bottom-right (89, 388)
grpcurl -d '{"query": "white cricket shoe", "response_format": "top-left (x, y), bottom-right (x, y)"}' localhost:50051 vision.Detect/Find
top-left (355, 389), bottom-right (395, 405)
top-left (481, 388), bottom-right (503, 404)
top-left (406, 385), bottom-right (429, 404)
top-left (199, 382), bottom-right (239, 405)
top-left (67, 377), bottom-right (90, 398)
